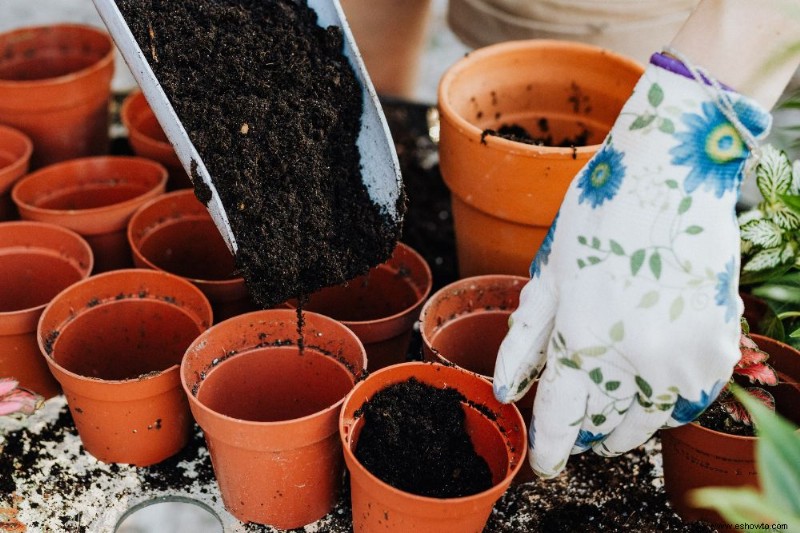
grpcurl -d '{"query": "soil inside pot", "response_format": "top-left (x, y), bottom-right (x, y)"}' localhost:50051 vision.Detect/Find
top-left (695, 400), bottom-right (756, 437)
top-left (481, 121), bottom-right (591, 148)
top-left (354, 377), bottom-right (492, 498)
top-left (117, 0), bottom-right (404, 308)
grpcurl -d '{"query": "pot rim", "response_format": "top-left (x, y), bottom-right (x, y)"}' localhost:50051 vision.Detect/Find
top-left (0, 24), bottom-right (115, 89)
top-left (437, 39), bottom-right (643, 156)
top-left (339, 361), bottom-right (526, 504)
top-left (12, 155), bottom-right (169, 218)
top-left (120, 89), bottom-right (173, 152)
top-left (182, 308), bottom-right (368, 428)
top-left (0, 124), bottom-right (34, 191)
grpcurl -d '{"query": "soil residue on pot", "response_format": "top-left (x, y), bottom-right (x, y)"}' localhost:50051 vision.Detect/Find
top-left (117, 0), bottom-right (404, 308)
top-left (481, 121), bottom-right (591, 148)
top-left (354, 377), bottom-right (492, 498)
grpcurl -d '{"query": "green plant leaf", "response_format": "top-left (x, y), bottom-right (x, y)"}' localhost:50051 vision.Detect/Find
top-left (630, 249), bottom-right (646, 275)
top-left (752, 283), bottom-right (800, 303)
top-left (605, 381), bottom-right (621, 391)
top-left (756, 145), bottom-right (793, 201)
top-left (609, 240), bottom-right (625, 256)
top-left (635, 376), bottom-right (653, 397)
top-left (739, 263), bottom-right (794, 286)
top-left (591, 414), bottom-right (607, 426)
top-left (740, 219), bottom-right (784, 248)
top-left (649, 252), bottom-right (662, 279)
top-left (685, 225), bottom-right (703, 235)
top-left (778, 193), bottom-right (800, 217)
top-left (733, 385), bottom-right (800, 517)
top-left (670, 296), bottom-right (685, 322)
top-left (771, 203), bottom-right (800, 230)
top-left (691, 486), bottom-right (800, 529)
top-left (678, 196), bottom-right (692, 214)
top-left (743, 248), bottom-right (786, 273)
top-left (648, 83), bottom-right (664, 107)
top-left (630, 114), bottom-right (656, 130)
top-left (609, 321), bottom-right (624, 342)
top-left (638, 291), bottom-right (660, 308)
top-left (589, 368), bottom-right (603, 384)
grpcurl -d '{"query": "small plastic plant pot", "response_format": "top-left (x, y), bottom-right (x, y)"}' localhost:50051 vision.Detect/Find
top-left (340, 362), bottom-right (526, 532)
top-left (0, 221), bottom-right (93, 399)
top-left (121, 90), bottom-right (193, 191)
top-left (37, 269), bottom-right (213, 466)
top-left (12, 156), bottom-right (168, 272)
top-left (128, 190), bottom-right (257, 323)
top-left (0, 125), bottom-right (33, 221)
top-left (287, 242), bottom-right (432, 371)
top-left (0, 24), bottom-right (115, 169)
top-left (660, 334), bottom-right (800, 523)
top-left (181, 309), bottom-right (367, 529)
top-left (419, 275), bottom-right (534, 406)
top-left (438, 40), bottom-right (643, 277)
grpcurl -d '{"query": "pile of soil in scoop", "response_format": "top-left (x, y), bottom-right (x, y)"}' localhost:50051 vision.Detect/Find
top-left (117, 0), bottom-right (404, 307)
top-left (354, 377), bottom-right (493, 498)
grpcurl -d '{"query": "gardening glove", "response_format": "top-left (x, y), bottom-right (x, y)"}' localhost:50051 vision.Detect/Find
top-left (493, 56), bottom-right (772, 478)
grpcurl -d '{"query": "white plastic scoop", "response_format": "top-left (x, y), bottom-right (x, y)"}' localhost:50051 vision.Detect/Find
top-left (92, 0), bottom-right (403, 254)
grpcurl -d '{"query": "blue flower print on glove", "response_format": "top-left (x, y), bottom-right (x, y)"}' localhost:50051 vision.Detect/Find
top-left (572, 430), bottom-right (606, 453)
top-left (530, 212), bottom-right (559, 278)
top-left (715, 257), bottom-right (738, 323)
top-left (670, 380), bottom-right (727, 424)
top-left (577, 142), bottom-right (626, 208)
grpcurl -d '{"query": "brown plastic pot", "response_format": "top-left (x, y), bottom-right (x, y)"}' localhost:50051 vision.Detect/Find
top-left (288, 242), bottom-right (432, 371)
top-left (182, 308), bottom-right (367, 528)
top-left (37, 269), bottom-right (213, 466)
top-left (121, 90), bottom-right (192, 191)
top-left (340, 362), bottom-right (526, 532)
top-left (12, 156), bottom-right (168, 273)
top-left (438, 40), bottom-right (643, 277)
top-left (128, 190), bottom-right (257, 323)
top-left (0, 24), bottom-right (115, 169)
top-left (340, 0), bottom-right (433, 98)
top-left (0, 125), bottom-right (33, 221)
top-left (0, 221), bottom-right (93, 399)
top-left (660, 334), bottom-right (800, 523)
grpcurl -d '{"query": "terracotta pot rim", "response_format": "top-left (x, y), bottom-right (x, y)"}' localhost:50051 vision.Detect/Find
top-left (0, 124), bottom-right (34, 191)
top-left (0, 24), bottom-right (115, 89)
top-left (120, 90), bottom-right (173, 151)
top-left (437, 39), bottom-right (642, 155)
top-left (37, 268), bottom-right (212, 385)
top-left (339, 361), bottom-right (526, 504)
top-left (128, 190), bottom-right (245, 287)
top-left (182, 309), bottom-right (367, 428)
top-left (0, 221), bottom-right (94, 323)
top-left (12, 155), bottom-right (169, 218)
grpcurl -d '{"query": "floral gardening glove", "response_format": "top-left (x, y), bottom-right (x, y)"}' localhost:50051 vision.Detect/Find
top-left (493, 59), bottom-right (772, 478)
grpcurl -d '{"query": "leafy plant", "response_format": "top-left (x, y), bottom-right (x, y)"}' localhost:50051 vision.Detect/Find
top-left (691, 384), bottom-right (800, 529)
top-left (739, 144), bottom-right (800, 345)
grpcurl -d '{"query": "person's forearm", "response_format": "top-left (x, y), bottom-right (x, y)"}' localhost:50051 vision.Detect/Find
top-left (669, 0), bottom-right (800, 108)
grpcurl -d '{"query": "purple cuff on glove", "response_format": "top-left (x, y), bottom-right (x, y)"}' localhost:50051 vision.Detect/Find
top-left (650, 52), bottom-right (734, 92)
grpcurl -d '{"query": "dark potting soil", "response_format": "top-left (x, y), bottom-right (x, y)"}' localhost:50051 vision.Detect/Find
top-left (354, 377), bottom-right (493, 498)
top-left (116, 0), bottom-right (404, 308)
top-left (482, 120), bottom-right (591, 148)
top-left (696, 399), bottom-right (757, 437)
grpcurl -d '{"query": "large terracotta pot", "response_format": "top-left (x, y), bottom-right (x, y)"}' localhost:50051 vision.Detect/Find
top-left (37, 269), bottom-right (213, 466)
top-left (660, 334), bottom-right (800, 523)
top-left (12, 156), bottom-right (168, 272)
top-left (340, 362), bottom-right (526, 532)
top-left (438, 39), bottom-right (643, 277)
top-left (0, 24), bottom-right (115, 169)
top-left (0, 125), bottom-right (33, 221)
top-left (0, 221), bottom-right (93, 399)
top-left (128, 190), bottom-right (257, 322)
top-left (288, 242), bottom-right (432, 370)
top-left (182, 309), bottom-right (367, 528)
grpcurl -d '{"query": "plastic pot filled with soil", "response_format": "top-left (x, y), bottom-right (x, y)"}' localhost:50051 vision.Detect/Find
top-left (0, 124), bottom-right (33, 221)
top-left (339, 362), bottom-right (526, 532)
top-left (181, 308), bottom-right (367, 529)
top-left (0, 24), bottom-right (115, 169)
top-left (0, 221), bottom-right (93, 399)
top-left (438, 40), bottom-right (643, 277)
top-left (12, 155), bottom-right (168, 272)
top-left (287, 242), bottom-right (432, 370)
top-left (37, 269), bottom-right (213, 466)
top-left (121, 90), bottom-right (192, 191)
top-left (128, 190), bottom-right (258, 323)
top-left (660, 334), bottom-right (800, 523)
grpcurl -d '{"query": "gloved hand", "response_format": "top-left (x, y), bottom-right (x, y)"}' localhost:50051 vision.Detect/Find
top-left (493, 59), bottom-right (771, 478)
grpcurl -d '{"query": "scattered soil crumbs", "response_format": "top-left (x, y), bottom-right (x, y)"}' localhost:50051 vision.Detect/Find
top-left (354, 377), bottom-right (493, 498)
top-left (116, 0), bottom-right (404, 307)
top-left (482, 122), bottom-right (591, 148)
